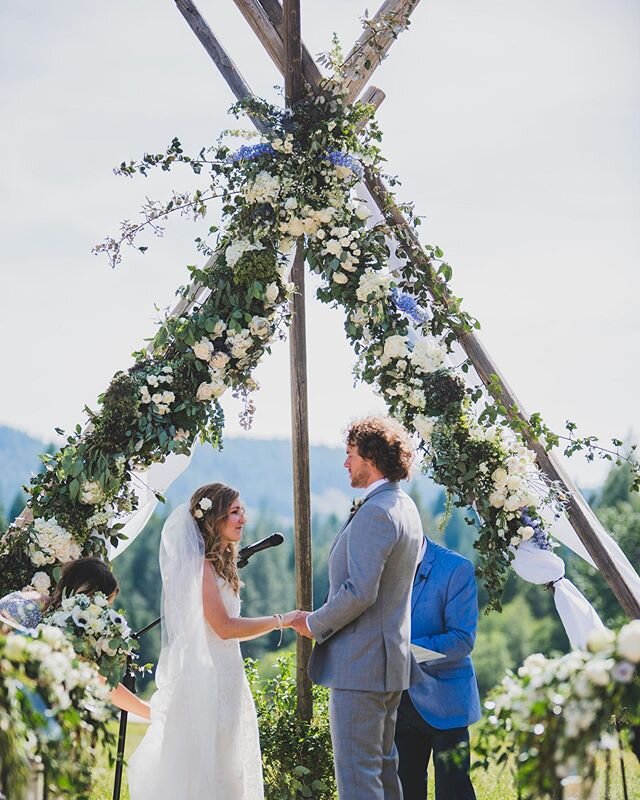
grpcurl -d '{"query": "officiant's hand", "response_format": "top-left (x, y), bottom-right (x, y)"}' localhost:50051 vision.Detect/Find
top-left (288, 610), bottom-right (313, 638)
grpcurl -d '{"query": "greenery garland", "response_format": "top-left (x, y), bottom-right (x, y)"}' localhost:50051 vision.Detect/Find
top-left (1, 58), bottom-right (637, 615)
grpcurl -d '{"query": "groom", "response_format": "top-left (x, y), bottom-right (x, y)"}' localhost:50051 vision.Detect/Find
top-left (292, 416), bottom-right (422, 799)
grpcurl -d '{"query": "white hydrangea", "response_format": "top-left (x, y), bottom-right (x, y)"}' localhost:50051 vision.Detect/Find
top-left (410, 336), bottom-right (446, 374)
top-left (380, 334), bottom-right (409, 366)
top-left (413, 415), bottom-right (436, 443)
top-left (225, 238), bottom-right (263, 268)
top-left (244, 170), bottom-right (281, 204)
top-left (29, 517), bottom-right (82, 567)
top-left (356, 268), bottom-right (392, 303)
top-left (79, 481), bottom-right (103, 506)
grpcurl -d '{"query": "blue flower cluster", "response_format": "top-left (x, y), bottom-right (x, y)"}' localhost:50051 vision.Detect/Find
top-left (228, 143), bottom-right (274, 163)
top-left (521, 511), bottom-right (553, 550)
top-left (325, 150), bottom-right (364, 179)
top-left (391, 289), bottom-right (430, 325)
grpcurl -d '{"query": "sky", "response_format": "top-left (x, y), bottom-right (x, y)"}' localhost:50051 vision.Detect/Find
top-left (0, 0), bottom-right (638, 487)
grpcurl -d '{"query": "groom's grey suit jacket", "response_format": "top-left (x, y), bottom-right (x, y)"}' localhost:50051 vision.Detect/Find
top-left (307, 482), bottom-right (422, 692)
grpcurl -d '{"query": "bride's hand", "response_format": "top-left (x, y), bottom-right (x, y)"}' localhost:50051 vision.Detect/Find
top-left (282, 610), bottom-right (305, 628)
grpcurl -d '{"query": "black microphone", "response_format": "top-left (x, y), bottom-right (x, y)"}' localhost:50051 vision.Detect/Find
top-left (237, 532), bottom-right (284, 568)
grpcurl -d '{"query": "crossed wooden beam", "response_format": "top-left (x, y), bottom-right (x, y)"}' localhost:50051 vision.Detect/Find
top-left (174, 0), bottom-right (639, 645)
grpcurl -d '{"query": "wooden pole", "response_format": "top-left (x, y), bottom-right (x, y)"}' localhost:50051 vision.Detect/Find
top-left (176, 0), bottom-right (640, 617)
top-left (283, 0), bottom-right (314, 721)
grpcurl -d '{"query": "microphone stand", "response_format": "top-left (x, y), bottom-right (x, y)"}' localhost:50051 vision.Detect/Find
top-left (111, 551), bottom-right (259, 800)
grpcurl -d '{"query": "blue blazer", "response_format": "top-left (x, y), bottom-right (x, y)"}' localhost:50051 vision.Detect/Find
top-left (408, 538), bottom-right (481, 730)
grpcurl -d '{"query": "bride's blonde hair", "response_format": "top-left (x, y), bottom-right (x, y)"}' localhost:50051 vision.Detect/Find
top-left (190, 482), bottom-right (241, 594)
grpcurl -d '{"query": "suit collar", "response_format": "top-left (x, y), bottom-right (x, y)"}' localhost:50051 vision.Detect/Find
top-left (411, 537), bottom-right (437, 613)
top-left (365, 480), bottom-right (398, 501)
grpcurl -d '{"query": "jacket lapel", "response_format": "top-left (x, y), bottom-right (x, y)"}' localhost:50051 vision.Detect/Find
top-left (411, 538), bottom-right (436, 613)
top-left (328, 482), bottom-right (398, 556)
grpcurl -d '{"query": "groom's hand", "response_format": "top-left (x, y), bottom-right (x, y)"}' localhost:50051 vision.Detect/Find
top-left (290, 610), bottom-right (314, 638)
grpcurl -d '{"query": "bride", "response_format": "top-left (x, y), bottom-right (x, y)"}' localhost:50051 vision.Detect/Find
top-left (128, 482), bottom-right (301, 799)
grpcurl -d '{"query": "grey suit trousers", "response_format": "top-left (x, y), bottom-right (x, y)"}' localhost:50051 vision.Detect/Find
top-left (329, 688), bottom-right (403, 800)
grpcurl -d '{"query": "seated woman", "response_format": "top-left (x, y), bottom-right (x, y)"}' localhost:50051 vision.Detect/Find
top-left (0, 557), bottom-right (150, 720)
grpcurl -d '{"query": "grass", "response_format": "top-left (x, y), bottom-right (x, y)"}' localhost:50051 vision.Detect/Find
top-left (89, 722), bottom-right (640, 800)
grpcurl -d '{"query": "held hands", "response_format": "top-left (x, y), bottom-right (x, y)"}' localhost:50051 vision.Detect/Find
top-left (282, 609), bottom-right (314, 638)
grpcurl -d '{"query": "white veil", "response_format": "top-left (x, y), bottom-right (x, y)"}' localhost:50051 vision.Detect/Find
top-left (127, 504), bottom-right (218, 799)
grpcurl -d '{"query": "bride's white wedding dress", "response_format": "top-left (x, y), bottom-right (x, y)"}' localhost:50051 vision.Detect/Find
top-left (127, 505), bottom-right (263, 799)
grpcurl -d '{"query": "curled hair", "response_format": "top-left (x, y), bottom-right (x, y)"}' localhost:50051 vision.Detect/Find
top-left (190, 483), bottom-right (241, 594)
top-left (346, 416), bottom-right (414, 482)
top-left (49, 557), bottom-right (119, 610)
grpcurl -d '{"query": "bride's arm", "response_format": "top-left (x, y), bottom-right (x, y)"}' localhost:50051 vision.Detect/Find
top-left (109, 683), bottom-right (151, 720)
top-left (202, 562), bottom-right (294, 640)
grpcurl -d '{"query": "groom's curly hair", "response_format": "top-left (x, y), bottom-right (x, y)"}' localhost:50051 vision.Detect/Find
top-left (346, 416), bottom-right (414, 482)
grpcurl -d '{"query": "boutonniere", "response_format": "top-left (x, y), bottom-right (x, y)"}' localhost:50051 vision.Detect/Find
top-left (349, 497), bottom-right (365, 517)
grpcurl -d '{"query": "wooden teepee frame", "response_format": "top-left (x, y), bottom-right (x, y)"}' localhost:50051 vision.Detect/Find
top-left (172, 0), bottom-right (640, 715)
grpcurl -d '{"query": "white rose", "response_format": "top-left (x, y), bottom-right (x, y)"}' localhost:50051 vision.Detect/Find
top-left (506, 475), bottom-right (523, 492)
top-left (414, 415), bottom-right (436, 442)
top-left (324, 239), bottom-right (343, 257)
top-left (584, 658), bottom-right (614, 686)
top-left (335, 165), bottom-right (353, 180)
top-left (354, 204), bottom-right (371, 220)
top-left (316, 208), bottom-right (334, 224)
top-left (139, 386), bottom-right (151, 404)
top-left (200, 497), bottom-right (213, 511)
top-left (492, 467), bottom-right (508, 486)
top-left (504, 495), bottom-right (522, 513)
top-left (586, 627), bottom-right (616, 654)
top-left (265, 282), bottom-right (280, 304)
top-left (196, 382), bottom-right (214, 401)
top-left (192, 338), bottom-right (214, 361)
top-left (517, 525), bottom-right (535, 541)
top-left (212, 320), bottom-right (227, 337)
top-left (210, 352), bottom-right (230, 370)
top-left (617, 620), bottom-right (640, 663)
top-left (286, 217), bottom-right (306, 237)
top-left (489, 491), bottom-right (506, 509)
top-left (380, 335), bottom-right (408, 366)
top-left (332, 271), bottom-right (348, 284)
top-left (284, 197), bottom-right (298, 210)
top-left (173, 428), bottom-right (191, 443)
top-left (249, 316), bottom-right (271, 339)
top-left (31, 572), bottom-right (51, 593)
top-left (161, 391), bottom-right (175, 405)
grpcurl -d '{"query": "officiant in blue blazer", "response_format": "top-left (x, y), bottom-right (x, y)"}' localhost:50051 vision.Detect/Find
top-left (395, 536), bottom-right (481, 800)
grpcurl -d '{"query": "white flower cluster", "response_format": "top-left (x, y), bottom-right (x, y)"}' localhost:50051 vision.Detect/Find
top-left (139, 366), bottom-right (175, 415)
top-left (193, 497), bottom-right (212, 519)
top-left (3, 625), bottom-right (110, 718)
top-left (356, 268), bottom-right (393, 303)
top-left (488, 444), bottom-right (538, 516)
top-left (271, 132), bottom-right (294, 153)
top-left (244, 170), bottom-right (281, 205)
top-left (79, 480), bottom-right (104, 506)
top-left (225, 238), bottom-right (263, 269)
top-left (484, 622), bottom-right (639, 784)
top-left (278, 200), bottom-right (335, 239)
top-left (46, 592), bottom-right (132, 660)
top-left (29, 517), bottom-right (82, 567)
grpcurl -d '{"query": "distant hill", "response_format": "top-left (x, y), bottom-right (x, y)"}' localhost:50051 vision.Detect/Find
top-left (0, 425), bottom-right (442, 520)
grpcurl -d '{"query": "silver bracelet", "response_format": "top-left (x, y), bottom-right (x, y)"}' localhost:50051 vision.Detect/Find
top-left (273, 613), bottom-right (284, 646)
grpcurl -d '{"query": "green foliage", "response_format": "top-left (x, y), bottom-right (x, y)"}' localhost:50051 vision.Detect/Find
top-left (247, 656), bottom-right (336, 799)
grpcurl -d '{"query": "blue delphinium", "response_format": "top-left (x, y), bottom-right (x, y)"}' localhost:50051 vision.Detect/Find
top-left (521, 511), bottom-right (553, 550)
top-left (391, 289), bottom-right (430, 325)
top-left (228, 143), bottom-right (274, 163)
top-left (325, 150), bottom-right (364, 178)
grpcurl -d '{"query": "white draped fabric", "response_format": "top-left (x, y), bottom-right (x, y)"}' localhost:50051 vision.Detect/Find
top-left (108, 452), bottom-right (192, 559)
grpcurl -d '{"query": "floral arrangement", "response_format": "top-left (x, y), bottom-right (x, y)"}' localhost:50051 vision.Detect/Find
top-left (474, 620), bottom-right (640, 799)
top-left (0, 625), bottom-right (114, 800)
top-left (43, 592), bottom-right (137, 688)
top-left (0, 45), bottom-right (637, 612)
